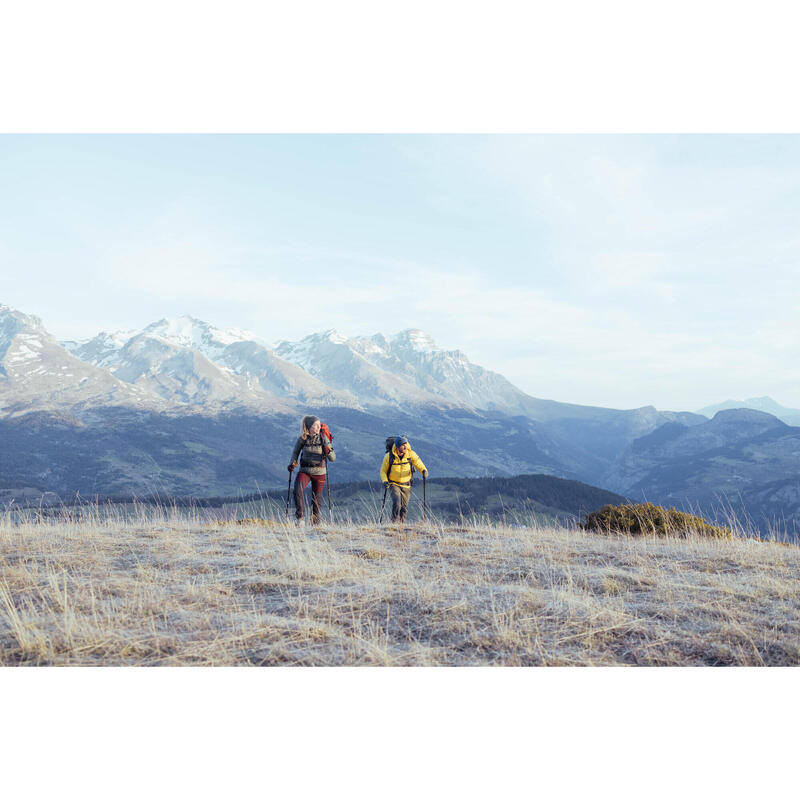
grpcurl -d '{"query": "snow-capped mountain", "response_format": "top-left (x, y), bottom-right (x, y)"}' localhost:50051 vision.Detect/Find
top-left (66, 316), bottom-right (355, 410)
top-left (273, 328), bottom-right (547, 412)
top-left (62, 316), bottom-right (561, 414)
top-left (273, 328), bottom-right (626, 419)
top-left (213, 339), bottom-right (356, 407)
top-left (140, 316), bottom-right (256, 361)
top-left (65, 316), bottom-right (265, 372)
top-left (0, 304), bottom-right (162, 416)
top-left (274, 330), bottom-right (451, 409)
top-left (348, 329), bottom-right (538, 412)
top-left (65, 318), bottom-right (284, 411)
top-left (7, 303), bottom-right (705, 435)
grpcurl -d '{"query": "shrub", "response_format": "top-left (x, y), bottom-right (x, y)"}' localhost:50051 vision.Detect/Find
top-left (582, 502), bottom-right (732, 539)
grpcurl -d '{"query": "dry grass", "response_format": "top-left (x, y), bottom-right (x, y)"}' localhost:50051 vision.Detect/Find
top-left (2, 508), bottom-right (800, 666)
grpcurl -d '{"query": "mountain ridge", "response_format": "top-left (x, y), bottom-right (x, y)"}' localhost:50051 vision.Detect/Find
top-left (696, 396), bottom-right (800, 427)
top-left (1, 305), bottom-right (166, 417)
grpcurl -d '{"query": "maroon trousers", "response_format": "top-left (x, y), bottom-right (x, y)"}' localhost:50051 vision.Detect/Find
top-left (294, 472), bottom-right (326, 523)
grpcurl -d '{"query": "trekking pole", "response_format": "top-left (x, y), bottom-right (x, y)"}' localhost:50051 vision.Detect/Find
top-left (285, 470), bottom-right (292, 519)
top-left (423, 473), bottom-right (427, 522)
top-left (326, 461), bottom-right (333, 523)
top-left (379, 484), bottom-right (388, 524)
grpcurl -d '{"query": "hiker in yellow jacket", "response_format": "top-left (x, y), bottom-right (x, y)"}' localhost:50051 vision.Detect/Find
top-left (380, 435), bottom-right (427, 523)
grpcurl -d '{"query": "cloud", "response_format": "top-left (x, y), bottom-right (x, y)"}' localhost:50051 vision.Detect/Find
top-left (105, 242), bottom-right (386, 328)
top-left (104, 240), bottom-right (603, 353)
top-left (588, 251), bottom-right (676, 298)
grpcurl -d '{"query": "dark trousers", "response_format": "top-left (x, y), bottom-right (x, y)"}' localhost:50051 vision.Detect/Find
top-left (389, 483), bottom-right (411, 522)
top-left (294, 472), bottom-right (326, 523)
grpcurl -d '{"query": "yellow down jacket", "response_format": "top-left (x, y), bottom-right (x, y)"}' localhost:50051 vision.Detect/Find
top-left (380, 443), bottom-right (427, 485)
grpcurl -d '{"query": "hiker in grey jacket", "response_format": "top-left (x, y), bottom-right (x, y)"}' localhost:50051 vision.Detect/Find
top-left (288, 415), bottom-right (335, 524)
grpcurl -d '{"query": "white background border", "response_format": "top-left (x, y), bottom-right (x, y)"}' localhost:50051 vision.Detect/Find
top-left (3, 1), bottom-right (799, 795)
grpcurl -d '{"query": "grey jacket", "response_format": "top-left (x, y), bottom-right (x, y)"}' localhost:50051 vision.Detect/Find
top-left (291, 433), bottom-right (335, 476)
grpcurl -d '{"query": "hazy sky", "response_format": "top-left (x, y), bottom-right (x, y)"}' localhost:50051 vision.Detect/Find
top-left (2, 134), bottom-right (798, 411)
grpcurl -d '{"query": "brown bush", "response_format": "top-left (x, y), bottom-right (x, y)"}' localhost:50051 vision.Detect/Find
top-left (582, 502), bottom-right (732, 539)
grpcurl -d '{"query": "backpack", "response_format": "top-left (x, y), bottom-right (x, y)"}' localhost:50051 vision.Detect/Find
top-left (320, 422), bottom-right (333, 444)
top-left (385, 436), bottom-right (414, 483)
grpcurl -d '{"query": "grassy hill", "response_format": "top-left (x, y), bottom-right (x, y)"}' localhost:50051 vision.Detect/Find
top-left (1, 508), bottom-right (799, 666)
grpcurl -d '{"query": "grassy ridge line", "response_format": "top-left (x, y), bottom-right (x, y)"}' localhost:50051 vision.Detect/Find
top-left (1, 509), bottom-right (799, 666)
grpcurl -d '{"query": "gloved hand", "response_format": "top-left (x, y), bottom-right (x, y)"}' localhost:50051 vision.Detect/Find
top-left (288, 462), bottom-right (297, 473)
top-left (383, 481), bottom-right (389, 489)
top-left (322, 445), bottom-right (331, 456)
top-left (422, 470), bottom-right (428, 479)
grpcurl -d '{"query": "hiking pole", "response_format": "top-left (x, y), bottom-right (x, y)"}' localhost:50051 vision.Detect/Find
top-left (379, 484), bottom-right (388, 524)
top-left (285, 470), bottom-right (292, 519)
top-left (423, 473), bottom-right (427, 522)
top-left (326, 461), bottom-right (333, 523)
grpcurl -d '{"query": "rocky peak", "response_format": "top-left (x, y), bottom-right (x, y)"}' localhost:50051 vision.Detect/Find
top-left (1, 304), bottom-right (52, 362)
top-left (141, 316), bottom-right (256, 354)
top-left (390, 329), bottom-right (438, 353)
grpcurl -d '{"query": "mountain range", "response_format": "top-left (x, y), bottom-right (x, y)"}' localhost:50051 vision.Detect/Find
top-left (2, 302), bottom-right (800, 535)
top-left (605, 408), bottom-right (800, 534)
top-left (696, 396), bottom-right (800, 427)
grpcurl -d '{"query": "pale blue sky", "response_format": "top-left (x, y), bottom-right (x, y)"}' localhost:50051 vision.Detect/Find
top-left (2, 134), bottom-right (799, 411)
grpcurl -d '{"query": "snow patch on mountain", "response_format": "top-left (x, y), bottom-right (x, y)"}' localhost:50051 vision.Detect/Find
top-left (68, 316), bottom-right (259, 369)
top-left (273, 327), bottom-right (535, 412)
top-left (0, 304), bottom-right (166, 416)
top-left (275, 330), bottom-right (447, 408)
top-left (390, 329), bottom-right (438, 352)
top-left (1, 306), bottom-right (35, 360)
top-left (141, 316), bottom-right (257, 360)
